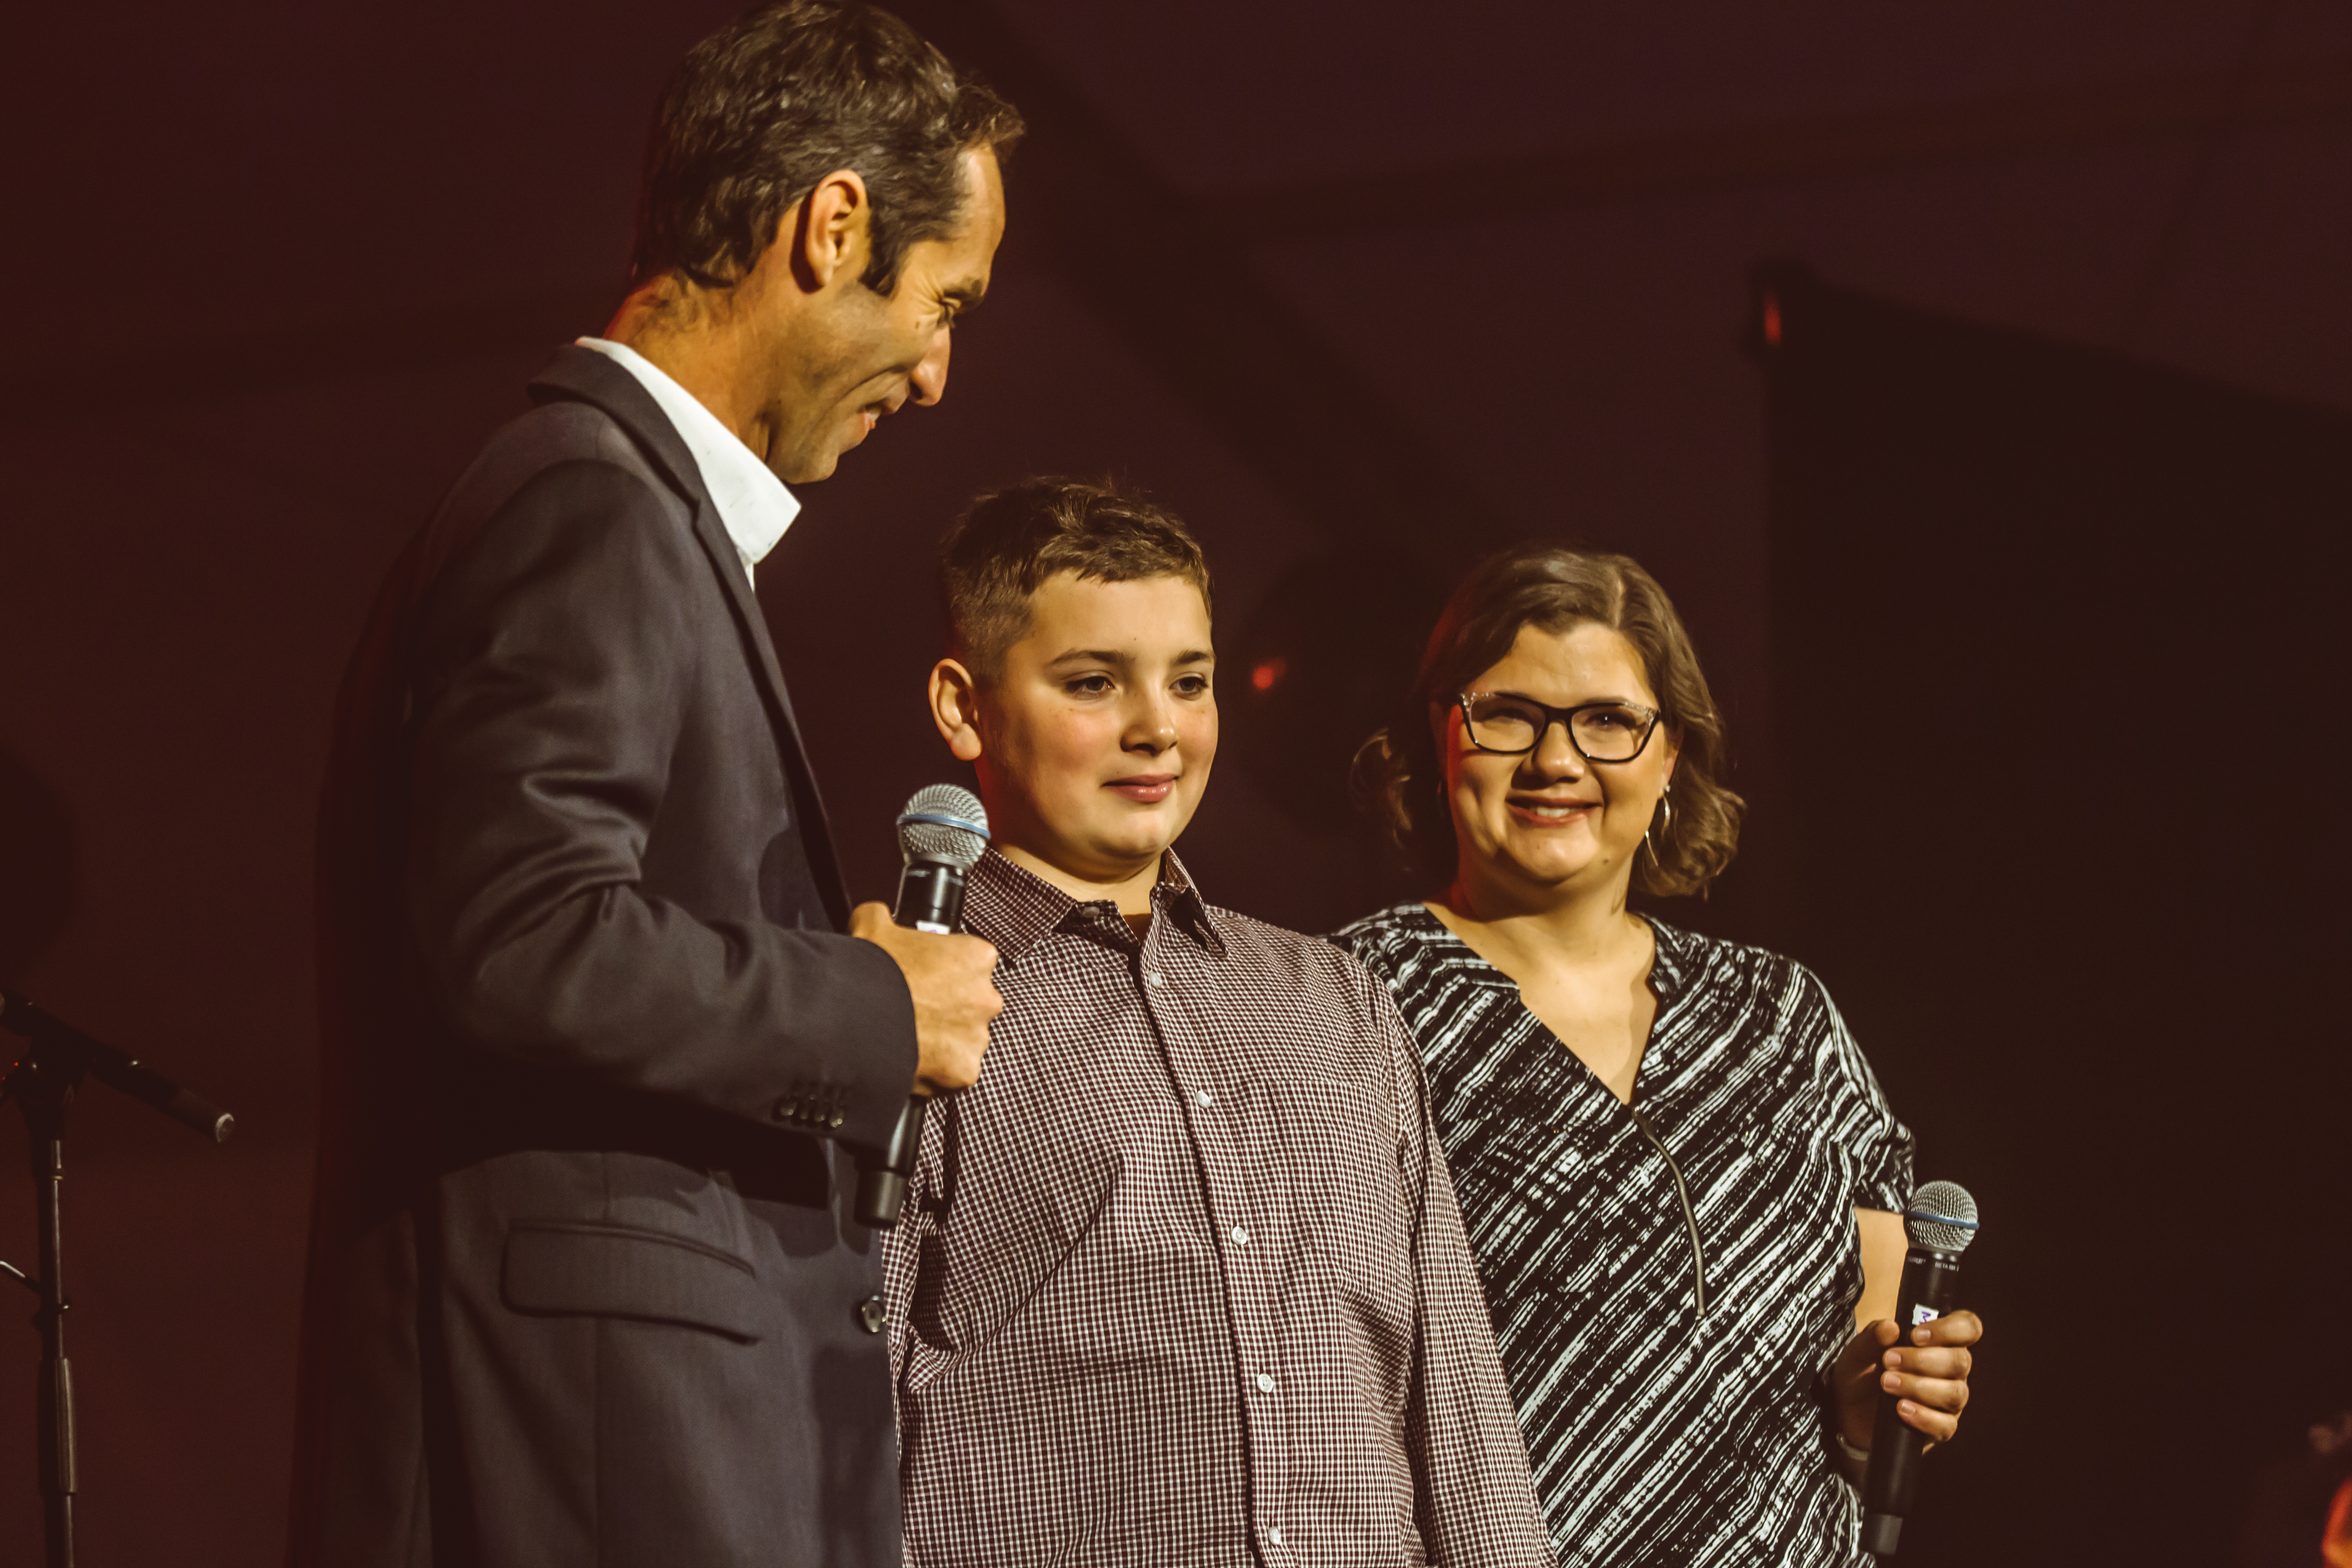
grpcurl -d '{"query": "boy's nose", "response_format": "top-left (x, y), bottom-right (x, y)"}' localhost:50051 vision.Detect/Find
top-left (1125, 703), bottom-right (1179, 752)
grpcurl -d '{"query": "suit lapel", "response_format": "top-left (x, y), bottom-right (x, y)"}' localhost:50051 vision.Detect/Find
top-left (526, 346), bottom-right (857, 929)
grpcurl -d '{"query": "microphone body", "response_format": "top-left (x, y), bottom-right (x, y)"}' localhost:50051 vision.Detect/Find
top-left (849, 858), bottom-right (969, 1229)
top-left (1860, 1180), bottom-right (1979, 1557)
top-left (851, 786), bottom-right (990, 1230)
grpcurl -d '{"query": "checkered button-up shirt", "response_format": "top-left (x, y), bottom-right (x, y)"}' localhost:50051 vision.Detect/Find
top-left (882, 849), bottom-right (1552, 1568)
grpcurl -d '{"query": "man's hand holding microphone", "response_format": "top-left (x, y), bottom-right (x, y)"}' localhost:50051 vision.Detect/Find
top-left (849, 901), bottom-right (1000, 1097)
top-left (846, 787), bottom-right (1001, 1226)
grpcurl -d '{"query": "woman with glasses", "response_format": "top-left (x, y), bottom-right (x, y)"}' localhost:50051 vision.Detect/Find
top-left (1334, 545), bottom-right (1982, 1566)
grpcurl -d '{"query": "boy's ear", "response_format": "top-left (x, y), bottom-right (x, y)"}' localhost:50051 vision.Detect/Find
top-left (929, 657), bottom-right (984, 762)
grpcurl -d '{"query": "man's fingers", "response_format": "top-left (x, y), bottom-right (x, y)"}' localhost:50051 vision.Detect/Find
top-left (860, 916), bottom-right (1003, 1096)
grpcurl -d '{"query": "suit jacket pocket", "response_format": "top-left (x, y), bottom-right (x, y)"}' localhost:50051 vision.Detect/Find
top-left (501, 1220), bottom-right (766, 1343)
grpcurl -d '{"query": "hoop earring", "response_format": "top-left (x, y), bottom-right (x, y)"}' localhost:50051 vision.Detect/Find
top-left (1644, 789), bottom-right (1675, 866)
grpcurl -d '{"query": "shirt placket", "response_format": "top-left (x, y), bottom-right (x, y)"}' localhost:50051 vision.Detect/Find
top-left (1134, 919), bottom-right (1294, 1564)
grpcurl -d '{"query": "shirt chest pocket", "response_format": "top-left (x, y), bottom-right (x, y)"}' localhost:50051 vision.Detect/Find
top-left (1244, 1077), bottom-right (1415, 1315)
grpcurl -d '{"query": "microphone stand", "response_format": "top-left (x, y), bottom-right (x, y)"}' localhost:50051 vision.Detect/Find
top-left (0, 989), bottom-right (235, 1568)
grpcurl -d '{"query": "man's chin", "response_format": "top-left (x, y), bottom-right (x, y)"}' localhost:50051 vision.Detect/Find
top-left (775, 447), bottom-right (840, 486)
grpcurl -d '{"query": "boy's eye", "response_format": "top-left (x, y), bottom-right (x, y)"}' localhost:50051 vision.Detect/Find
top-left (1173, 675), bottom-right (1211, 697)
top-left (1065, 675), bottom-right (1114, 696)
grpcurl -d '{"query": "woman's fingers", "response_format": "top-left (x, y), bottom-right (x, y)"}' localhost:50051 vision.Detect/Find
top-left (1880, 1309), bottom-right (1979, 1445)
top-left (1911, 1308), bottom-right (1983, 1348)
top-left (1894, 1394), bottom-right (1963, 1443)
top-left (1882, 1364), bottom-right (1970, 1413)
top-left (1883, 1343), bottom-right (1973, 1381)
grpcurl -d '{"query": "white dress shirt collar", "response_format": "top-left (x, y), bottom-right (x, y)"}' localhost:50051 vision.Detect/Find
top-left (575, 336), bottom-right (800, 585)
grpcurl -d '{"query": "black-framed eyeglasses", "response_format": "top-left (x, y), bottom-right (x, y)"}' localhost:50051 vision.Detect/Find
top-left (1453, 691), bottom-right (1664, 763)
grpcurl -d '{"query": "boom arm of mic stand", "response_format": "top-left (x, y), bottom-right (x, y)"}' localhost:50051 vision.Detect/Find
top-left (0, 991), bottom-right (235, 1143)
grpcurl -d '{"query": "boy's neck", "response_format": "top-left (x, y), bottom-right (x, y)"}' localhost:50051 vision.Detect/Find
top-left (996, 841), bottom-right (1164, 918)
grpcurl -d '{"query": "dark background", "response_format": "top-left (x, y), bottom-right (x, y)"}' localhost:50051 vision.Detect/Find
top-left (2, 2), bottom-right (2347, 1563)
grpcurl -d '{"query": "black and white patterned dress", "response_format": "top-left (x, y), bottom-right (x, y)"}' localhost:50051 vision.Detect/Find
top-left (1332, 905), bottom-right (1914, 1568)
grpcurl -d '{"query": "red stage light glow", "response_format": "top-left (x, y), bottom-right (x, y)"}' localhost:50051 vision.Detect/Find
top-left (1762, 291), bottom-right (1783, 347)
top-left (1251, 658), bottom-right (1286, 692)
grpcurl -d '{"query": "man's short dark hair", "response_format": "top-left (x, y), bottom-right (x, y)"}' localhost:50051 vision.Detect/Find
top-left (941, 478), bottom-right (1214, 681)
top-left (631, 1), bottom-right (1023, 296)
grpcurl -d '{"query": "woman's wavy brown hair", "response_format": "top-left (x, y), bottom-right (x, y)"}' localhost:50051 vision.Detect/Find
top-left (1353, 545), bottom-right (1744, 898)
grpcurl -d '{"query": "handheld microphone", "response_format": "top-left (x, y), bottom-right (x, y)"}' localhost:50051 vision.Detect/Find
top-left (851, 784), bottom-right (989, 1230)
top-left (1860, 1180), bottom-right (1980, 1557)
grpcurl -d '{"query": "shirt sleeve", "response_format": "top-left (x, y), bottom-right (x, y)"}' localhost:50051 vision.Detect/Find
top-left (879, 1101), bottom-right (941, 1451)
top-left (1359, 967), bottom-right (1557, 1568)
top-left (1797, 966), bottom-right (1915, 1214)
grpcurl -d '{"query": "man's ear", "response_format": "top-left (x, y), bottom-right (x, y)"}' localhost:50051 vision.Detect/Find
top-left (789, 169), bottom-right (871, 292)
top-left (930, 657), bottom-right (984, 762)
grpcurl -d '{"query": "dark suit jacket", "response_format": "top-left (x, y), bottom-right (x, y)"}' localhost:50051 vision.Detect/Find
top-left (288, 346), bottom-right (919, 1568)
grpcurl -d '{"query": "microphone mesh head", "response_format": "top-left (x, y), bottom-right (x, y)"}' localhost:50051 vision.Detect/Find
top-left (1904, 1180), bottom-right (1980, 1254)
top-left (898, 784), bottom-right (989, 870)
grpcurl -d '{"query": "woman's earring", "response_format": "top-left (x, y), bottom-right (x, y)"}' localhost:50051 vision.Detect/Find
top-left (1644, 788), bottom-right (1675, 866)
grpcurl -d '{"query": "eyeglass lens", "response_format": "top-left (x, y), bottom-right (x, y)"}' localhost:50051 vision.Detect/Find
top-left (1464, 695), bottom-right (1653, 760)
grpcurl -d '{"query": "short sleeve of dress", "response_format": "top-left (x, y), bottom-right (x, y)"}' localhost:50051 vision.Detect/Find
top-left (1796, 965), bottom-right (1915, 1213)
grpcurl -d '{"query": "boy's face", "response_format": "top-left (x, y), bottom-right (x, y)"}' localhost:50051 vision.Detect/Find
top-left (935, 571), bottom-right (1216, 886)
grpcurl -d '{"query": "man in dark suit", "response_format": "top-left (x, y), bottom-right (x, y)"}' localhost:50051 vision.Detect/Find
top-left (287, 7), bottom-right (1020, 1564)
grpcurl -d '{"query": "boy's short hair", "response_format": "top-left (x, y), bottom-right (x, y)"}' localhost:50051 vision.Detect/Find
top-left (940, 477), bottom-right (1213, 680)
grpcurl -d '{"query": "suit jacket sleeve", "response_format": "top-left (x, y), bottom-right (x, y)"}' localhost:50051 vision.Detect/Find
top-left (399, 457), bottom-right (917, 1147)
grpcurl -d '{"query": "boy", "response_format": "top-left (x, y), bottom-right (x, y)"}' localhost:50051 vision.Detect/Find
top-left (882, 477), bottom-right (1552, 1567)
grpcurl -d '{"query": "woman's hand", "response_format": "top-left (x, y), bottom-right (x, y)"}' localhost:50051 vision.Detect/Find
top-left (1831, 1310), bottom-right (1982, 1452)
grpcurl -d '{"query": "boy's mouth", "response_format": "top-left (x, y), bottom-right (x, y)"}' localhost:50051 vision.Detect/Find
top-left (1105, 774), bottom-right (1177, 805)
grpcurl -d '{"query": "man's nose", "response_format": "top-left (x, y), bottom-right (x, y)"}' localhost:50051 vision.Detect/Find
top-left (909, 328), bottom-right (952, 407)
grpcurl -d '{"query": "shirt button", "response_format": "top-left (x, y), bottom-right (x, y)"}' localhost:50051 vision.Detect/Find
top-left (1254, 1371), bottom-right (1276, 1394)
top-left (1229, 1225), bottom-right (1250, 1246)
top-left (1270, 1527), bottom-right (1285, 1547)
top-left (1145, 971), bottom-right (1166, 988)
top-left (1194, 1087), bottom-right (1213, 1107)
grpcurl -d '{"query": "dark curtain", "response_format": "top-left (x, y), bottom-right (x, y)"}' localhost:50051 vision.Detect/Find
top-left (1744, 263), bottom-right (2352, 1568)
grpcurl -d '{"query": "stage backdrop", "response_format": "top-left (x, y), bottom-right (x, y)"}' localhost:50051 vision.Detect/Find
top-left (1739, 264), bottom-right (2352, 1567)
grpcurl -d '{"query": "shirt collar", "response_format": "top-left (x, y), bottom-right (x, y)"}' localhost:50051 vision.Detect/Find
top-left (964, 847), bottom-right (1226, 964)
top-left (1397, 900), bottom-right (1695, 1009)
top-left (574, 337), bottom-right (800, 583)
top-left (1644, 915), bottom-right (1695, 1008)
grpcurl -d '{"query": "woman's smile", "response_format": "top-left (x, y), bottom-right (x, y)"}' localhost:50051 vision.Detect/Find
top-left (1508, 794), bottom-right (1599, 826)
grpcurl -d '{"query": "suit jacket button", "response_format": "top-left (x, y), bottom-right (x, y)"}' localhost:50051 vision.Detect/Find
top-left (855, 1295), bottom-right (886, 1335)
